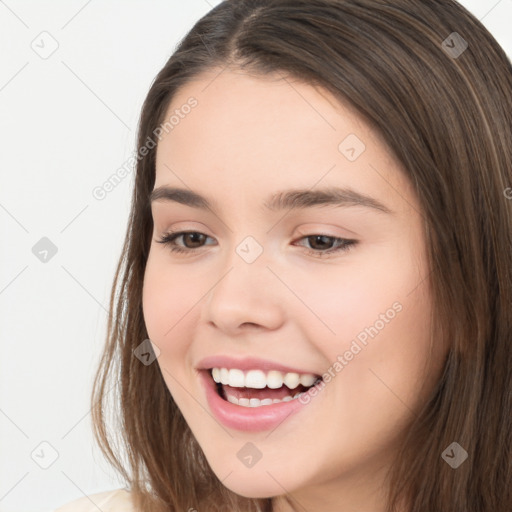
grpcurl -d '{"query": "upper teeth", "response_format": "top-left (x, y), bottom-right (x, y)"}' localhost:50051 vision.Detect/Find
top-left (211, 368), bottom-right (318, 389)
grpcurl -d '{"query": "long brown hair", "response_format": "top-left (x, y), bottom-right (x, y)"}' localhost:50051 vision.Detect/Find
top-left (91, 1), bottom-right (512, 510)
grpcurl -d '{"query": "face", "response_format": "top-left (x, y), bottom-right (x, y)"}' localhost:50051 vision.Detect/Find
top-left (142, 68), bottom-right (447, 511)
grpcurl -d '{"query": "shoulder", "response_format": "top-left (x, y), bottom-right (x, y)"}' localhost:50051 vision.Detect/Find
top-left (54, 489), bottom-right (135, 512)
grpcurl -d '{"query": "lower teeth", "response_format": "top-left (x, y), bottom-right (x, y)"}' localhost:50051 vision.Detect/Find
top-left (224, 392), bottom-right (305, 407)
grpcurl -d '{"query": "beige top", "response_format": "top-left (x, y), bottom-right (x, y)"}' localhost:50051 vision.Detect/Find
top-left (54, 489), bottom-right (135, 512)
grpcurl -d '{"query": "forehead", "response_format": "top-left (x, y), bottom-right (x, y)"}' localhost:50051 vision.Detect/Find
top-left (153, 68), bottom-right (414, 215)
top-left (158, 67), bottom-right (367, 158)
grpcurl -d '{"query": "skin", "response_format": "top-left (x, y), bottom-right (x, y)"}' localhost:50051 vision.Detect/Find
top-left (142, 67), bottom-right (448, 512)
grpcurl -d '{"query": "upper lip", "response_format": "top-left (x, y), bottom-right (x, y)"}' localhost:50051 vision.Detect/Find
top-left (196, 355), bottom-right (322, 376)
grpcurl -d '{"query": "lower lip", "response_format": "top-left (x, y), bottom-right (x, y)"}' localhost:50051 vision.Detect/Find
top-left (199, 370), bottom-right (313, 432)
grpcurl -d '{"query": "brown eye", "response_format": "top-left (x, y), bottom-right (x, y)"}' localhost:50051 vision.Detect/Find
top-left (305, 235), bottom-right (337, 251)
top-left (293, 234), bottom-right (358, 258)
top-left (156, 231), bottom-right (215, 254)
top-left (179, 232), bottom-right (207, 249)
top-left (157, 231), bottom-right (357, 258)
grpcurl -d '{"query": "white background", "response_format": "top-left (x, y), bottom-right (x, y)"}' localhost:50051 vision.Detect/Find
top-left (0, 1), bottom-right (510, 511)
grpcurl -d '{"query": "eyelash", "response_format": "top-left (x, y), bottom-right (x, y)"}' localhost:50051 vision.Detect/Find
top-left (156, 230), bottom-right (358, 259)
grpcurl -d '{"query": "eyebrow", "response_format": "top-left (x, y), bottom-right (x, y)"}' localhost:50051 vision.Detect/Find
top-left (149, 186), bottom-right (393, 214)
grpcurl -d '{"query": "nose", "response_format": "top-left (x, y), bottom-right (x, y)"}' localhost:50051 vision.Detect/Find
top-left (200, 245), bottom-right (286, 335)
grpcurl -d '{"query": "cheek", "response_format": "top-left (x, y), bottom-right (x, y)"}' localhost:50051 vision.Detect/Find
top-left (324, 263), bottom-right (434, 426)
top-left (142, 257), bottom-right (202, 409)
top-left (296, 246), bottom-right (427, 351)
top-left (142, 254), bottom-right (200, 353)
top-left (300, 240), bottom-right (435, 405)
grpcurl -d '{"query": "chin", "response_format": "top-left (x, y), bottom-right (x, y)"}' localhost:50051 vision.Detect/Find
top-left (219, 475), bottom-right (287, 499)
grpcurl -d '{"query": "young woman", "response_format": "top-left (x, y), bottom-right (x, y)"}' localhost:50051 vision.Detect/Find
top-left (56, 0), bottom-right (512, 511)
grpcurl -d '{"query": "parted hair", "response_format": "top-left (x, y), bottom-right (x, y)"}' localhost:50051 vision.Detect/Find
top-left (91, 1), bottom-right (512, 510)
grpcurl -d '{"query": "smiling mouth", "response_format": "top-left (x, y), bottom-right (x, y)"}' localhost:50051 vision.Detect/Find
top-left (208, 368), bottom-right (323, 407)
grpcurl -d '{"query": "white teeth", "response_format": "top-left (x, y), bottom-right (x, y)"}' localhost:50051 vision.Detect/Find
top-left (223, 390), bottom-right (305, 407)
top-left (226, 394), bottom-right (238, 405)
top-left (266, 370), bottom-right (283, 389)
top-left (228, 369), bottom-right (245, 387)
top-left (210, 367), bottom-right (318, 390)
top-left (220, 368), bottom-right (230, 385)
top-left (300, 374), bottom-right (317, 387)
top-left (245, 370), bottom-right (267, 389)
top-left (283, 372), bottom-right (300, 389)
top-left (210, 367), bottom-right (320, 407)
